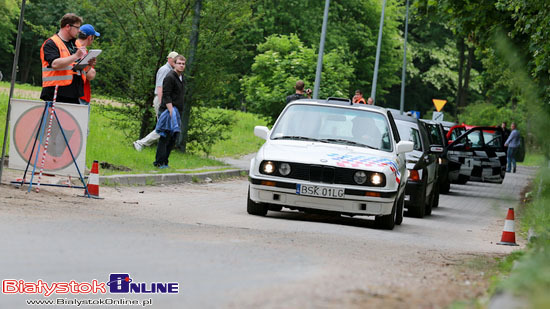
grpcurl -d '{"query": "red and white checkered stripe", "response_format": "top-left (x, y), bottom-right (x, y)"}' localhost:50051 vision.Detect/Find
top-left (35, 85), bottom-right (58, 193)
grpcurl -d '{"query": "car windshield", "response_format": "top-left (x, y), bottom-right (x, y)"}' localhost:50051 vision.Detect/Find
top-left (270, 104), bottom-right (393, 152)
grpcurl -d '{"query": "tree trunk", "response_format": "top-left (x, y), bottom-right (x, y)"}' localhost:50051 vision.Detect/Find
top-left (460, 44), bottom-right (475, 108)
top-left (178, 0), bottom-right (202, 153)
top-left (455, 38), bottom-right (465, 119)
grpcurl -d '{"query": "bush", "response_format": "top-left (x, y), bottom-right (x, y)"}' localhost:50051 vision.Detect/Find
top-left (186, 106), bottom-right (234, 157)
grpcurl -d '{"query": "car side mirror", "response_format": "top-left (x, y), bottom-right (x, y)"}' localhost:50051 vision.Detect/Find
top-left (254, 126), bottom-right (270, 140)
top-left (430, 145), bottom-right (444, 153)
top-left (396, 141), bottom-right (414, 154)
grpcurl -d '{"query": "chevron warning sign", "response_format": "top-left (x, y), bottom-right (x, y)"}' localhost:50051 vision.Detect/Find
top-left (432, 99), bottom-right (447, 112)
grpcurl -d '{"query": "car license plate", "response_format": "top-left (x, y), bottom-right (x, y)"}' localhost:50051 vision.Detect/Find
top-left (296, 184), bottom-right (345, 198)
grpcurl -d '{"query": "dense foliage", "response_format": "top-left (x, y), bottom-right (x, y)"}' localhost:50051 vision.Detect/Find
top-left (1, 0), bottom-right (548, 154)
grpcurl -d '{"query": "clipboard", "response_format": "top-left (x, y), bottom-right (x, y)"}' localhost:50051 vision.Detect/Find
top-left (73, 49), bottom-right (102, 71)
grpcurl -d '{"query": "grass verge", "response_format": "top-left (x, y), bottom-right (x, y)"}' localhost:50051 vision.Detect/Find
top-left (480, 165), bottom-right (550, 308)
top-left (1, 82), bottom-right (266, 176)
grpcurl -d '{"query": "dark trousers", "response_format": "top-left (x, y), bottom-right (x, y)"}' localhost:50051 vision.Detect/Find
top-left (154, 132), bottom-right (179, 166)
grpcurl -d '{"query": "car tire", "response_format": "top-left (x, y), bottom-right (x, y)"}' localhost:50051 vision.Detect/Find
top-left (408, 182), bottom-right (426, 218)
top-left (247, 188), bottom-right (268, 216)
top-left (455, 174), bottom-right (469, 185)
top-left (375, 200), bottom-right (396, 230)
top-left (432, 183), bottom-right (440, 208)
top-left (395, 193), bottom-right (404, 225)
top-left (440, 178), bottom-right (451, 194)
top-left (425, 185), bottom-right (433, 216)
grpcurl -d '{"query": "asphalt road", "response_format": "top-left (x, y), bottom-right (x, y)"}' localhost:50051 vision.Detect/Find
top-left (0, 166), bottom-right (535, 308)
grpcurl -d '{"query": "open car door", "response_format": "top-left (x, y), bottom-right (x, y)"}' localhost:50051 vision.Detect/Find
top-left (445, 126), bottom-right (507, 184)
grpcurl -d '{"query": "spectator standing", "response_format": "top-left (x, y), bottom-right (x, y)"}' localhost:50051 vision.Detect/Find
top-left (40, 13), bottom-right (87, 104)
top-left (501, 121), bottom-right (511, 143)
top-left (352, 90), bottom-right (366, 104)
top-left (133, 51), bottom-right (179, 151)
top-left (504, 122), bottom-right (521, 173)
top-left (286, 80), bottom-right (311, 104)
top-left (153, 55), bottom-right (186, 169)
top-left (367, 97), bottom-right (374, 105)
top-left (75, 24), bottom-right (100, 105)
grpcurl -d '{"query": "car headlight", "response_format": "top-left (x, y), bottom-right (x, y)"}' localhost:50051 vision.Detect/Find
top-left (262, 161), bottom-right (275, 174)
top-left (371, 173), bottom-right (383, 185)
top-left (354, 171), bottom-right (367, 184)
top-left (278, 163), bottom-right (291, 176)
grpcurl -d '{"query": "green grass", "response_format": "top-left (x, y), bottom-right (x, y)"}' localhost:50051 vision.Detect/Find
top-left (1, 82), bottom-right (267, 175)
top-left (210, 110), bottom-right (267, 158)
top-left (519, 152), bottom-right (546, 167)
top-left (485, 165), bottom-right (550, 308)
top-left (0, 81), bottom-right (42, 92)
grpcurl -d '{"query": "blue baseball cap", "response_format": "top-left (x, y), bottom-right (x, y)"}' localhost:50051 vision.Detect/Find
top-left (80, 24), bottom-right (100, 37)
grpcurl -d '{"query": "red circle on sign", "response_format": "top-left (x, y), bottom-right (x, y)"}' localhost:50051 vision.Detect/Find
top-left (13, 105), bottom-right (83, 171)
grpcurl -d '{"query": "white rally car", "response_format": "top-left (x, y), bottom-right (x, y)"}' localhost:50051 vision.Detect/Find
top-left (247, 98), bottom-right (414, 229)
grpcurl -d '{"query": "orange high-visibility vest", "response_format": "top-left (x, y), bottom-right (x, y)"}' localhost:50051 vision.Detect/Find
top-left (353, 97), bottom-right (366, 104)
top-left (75, 40), bottom-right (91, 102)
top-left (40, 34), bottom-right (77, 87)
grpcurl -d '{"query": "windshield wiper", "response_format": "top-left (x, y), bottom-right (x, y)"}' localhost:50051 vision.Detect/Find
top-left (320, 138), bottom-right (378, 149)
top-left (272, 135), bottom-right (320, 142)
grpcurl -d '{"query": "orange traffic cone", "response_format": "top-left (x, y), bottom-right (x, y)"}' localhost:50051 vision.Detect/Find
top-left (85, 160), bottom-right (100, 198)
top-left (497, 208), bottom-right (519, 246)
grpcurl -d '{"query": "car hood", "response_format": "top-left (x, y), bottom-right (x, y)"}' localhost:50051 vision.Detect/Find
top-left (258, 141), bottom-right (399, 173)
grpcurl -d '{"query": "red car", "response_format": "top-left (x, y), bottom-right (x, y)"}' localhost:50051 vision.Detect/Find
top-left (446, 123), bottom-right (476, 144)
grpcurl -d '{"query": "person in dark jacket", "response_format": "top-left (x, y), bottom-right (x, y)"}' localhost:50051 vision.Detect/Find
top-left (286, 80), bottom-right (311, 104)
top-left (154, 54), bottom-right (186, 168)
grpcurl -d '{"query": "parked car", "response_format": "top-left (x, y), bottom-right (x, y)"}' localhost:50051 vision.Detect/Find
top-left (446, 123), bottom-right (475, 144)
top-left (421, 119), bottom-right (450, 194)
top-left (444, 126), bottom-right (507, 184)
top-left (390, 111), bottom-right (440, 218)
top-left (248, 98), bottom-right (414, 230)
top-left (439, 120), bottom-right (456, 136)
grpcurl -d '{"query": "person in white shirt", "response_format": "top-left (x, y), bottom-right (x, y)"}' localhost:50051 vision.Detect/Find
top-left (133, 51), bottom-right (178, 151)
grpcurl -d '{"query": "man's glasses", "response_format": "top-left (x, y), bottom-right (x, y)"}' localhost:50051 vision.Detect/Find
top-left (69, 25), bottom-right (80, 30)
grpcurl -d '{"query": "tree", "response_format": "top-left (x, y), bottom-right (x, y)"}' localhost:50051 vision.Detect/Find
top-left (81, 0), bottom-right (193, 139)
top-left (241, 34), bottom-right (354, 122)
top-left (237, 0), bottom-right (404, 104)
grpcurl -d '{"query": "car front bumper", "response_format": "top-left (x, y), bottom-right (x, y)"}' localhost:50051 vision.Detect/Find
top-left (249, 178), bottom-right (397, 216)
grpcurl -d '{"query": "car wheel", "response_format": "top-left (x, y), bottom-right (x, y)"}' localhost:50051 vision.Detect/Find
top-left (424, 186), bottom-right (433, 216)
top-left (408, 182), bottom-right (426, 218)
top-left (432, 183), bottom-right (440, 208)
top-left (247, 188), bottom-right (268, 216)
top-left (375, 200), bottom-right (396, 230)
top-left (440, 178), bottom-right (451, 194)
top-left (455, 174), bottom-right (469, 185)
top-left (395, 193), bottom-right (404, 225)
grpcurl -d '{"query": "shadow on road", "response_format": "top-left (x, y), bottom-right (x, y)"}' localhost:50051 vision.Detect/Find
top-left (265, 210), bottom-right (381, 230)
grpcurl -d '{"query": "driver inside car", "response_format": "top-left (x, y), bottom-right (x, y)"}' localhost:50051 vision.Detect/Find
top-left (352, 115), bottom-right (381, 149)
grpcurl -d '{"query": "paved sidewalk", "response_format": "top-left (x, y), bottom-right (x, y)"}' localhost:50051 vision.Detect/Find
top-left (1, 153), bottom-right (256, 186)
top-left (99, 153), bottom-right (255, 185)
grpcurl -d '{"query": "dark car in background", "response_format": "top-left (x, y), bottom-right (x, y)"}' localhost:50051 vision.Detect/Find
top-left (391, 111), bottom-right (440, 218)
top-left (445, 126), bottom-right (507, 184)
top-left (421, 120), bottom-right (450, 194)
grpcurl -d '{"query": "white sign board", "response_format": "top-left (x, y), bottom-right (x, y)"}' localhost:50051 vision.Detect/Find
top-left (9, 99), bottom-right (89, 177)
top-left (432, 111), bottom-right (444, 122)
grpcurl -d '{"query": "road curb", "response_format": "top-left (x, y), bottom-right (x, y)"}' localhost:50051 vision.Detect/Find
top-left (99, 169), bottom-right (247, 186)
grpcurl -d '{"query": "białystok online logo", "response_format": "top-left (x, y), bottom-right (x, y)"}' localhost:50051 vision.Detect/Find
top-left (2, 273), bottom-right (179, 297)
